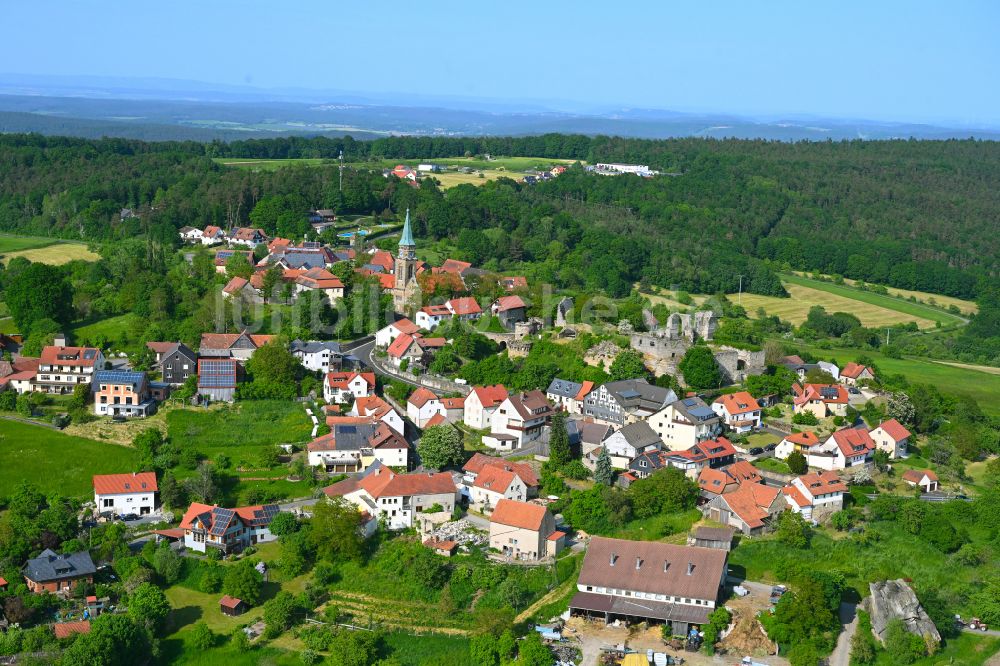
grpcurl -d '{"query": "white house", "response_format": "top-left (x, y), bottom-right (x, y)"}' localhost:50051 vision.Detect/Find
top-left (902, 469), bottom-right (939, 493)
top-left (350, 396), bottom-right (405, 436)
top-left (415, 305), bottom-right (452, 331)
top-left (407, 387), bottom-right (446, 428)
top-left (711, 392), bottom-right (762, 434)
top-left (308, 422), bottom-right (409, 471)
top-left (545, 378), bottom-right (593, 415)
top-left (840, 362), bottom-right (876, 386)
top-left (375, 318), bottom-right (420, 348)
top-left (323, 371), bottom-right (375, 403)
top-left (201, 225), bottom-right (226, 246)
top-left (600, 421), bottom-right (663, 470)
top-left (869, 419), bottom-right (911, 459)
top-left (464, 385), bottom-right (509, 429)
top-left (781, 471), bottom-right (848, 521)
top-left (468, 464), bottom-right (529, 509)
top-left (291, 340), bottom-right (343, 373)
top-left (180, 502), bottom-right (281, 554)
top-left (323, 467), bottom-right (457, 530)
top-left (773, 431), bottom-right (821, 461)
top-left (93, 472), bottom-right (158, 516)
top-left (486, 390), bottom-right (553, 450)
top-left (807, 427), bottom-right (876, 470)
top-left (179, 226), bottom-right (203, 243)
top-left (648, 397), bottom-right (722, 450)
top-left (446, 297), bottom-right (483, 322)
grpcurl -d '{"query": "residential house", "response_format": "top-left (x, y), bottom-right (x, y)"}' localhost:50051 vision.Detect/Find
top-left (323, 371), bottom-right (375, 403)
top-left (180, 502), bottom-right (281, 554)
top-left (583, 379), bottom-right (677, 427)
top-left (696, 461), bottom-right (764, 500)
top-left (469, 465), bottom-right (529, 509)
top-left (197, 358), bottom-right (242, 402)
top-left (0, 357), bottom-right (39, 395)
top-left (686, 526), bottom-right (735, 551)
top-left (840, 362), bottom-right (876, 386)
top-left (350, 395), bottom-right (405, 435)
top-left (807, 427), bottom-right (876, 470)
top-left (662, 437), bottom-right (738, 479)
top-left (569, 419), bottom-right (613, 456)
top-left (438, 258), bottom-right (473, 277)
top-left (307, 422), bottom-right (409, 471)
top-left (198, 331), bottom-right (275, 362)
top-left (93, 472), bottom-right (158, 516)
top-left (222, 276), bottom-right (258, 301)
top-left (294, 267), bottom-right (345, 304)
top-left (792, 383), bottom-right (849, 419)
top-left (902, 469), bottom-right (939, 493)
top-left (569, 537), bottom-right (727, 635)
top-left (34, 346), bottom-right (105, 394)
top-left (323, 467), bottom-right (457, 530)
top-left (23, 550), bottom-right (96, 594)
top-left (781, 471), bottom-right (848, 520)
top-left (92, 370), bottom-right (157, 418)
top-left (213, 249), bottom-right (253, 274)
top-left (649, 397), bottom-right (722, 450)
top-left (156, 343), bottom-right (197, 385)
top-left (201, 225), bottom-right (226, 245)
top-left (485, 390), bottom-right (553, 450)
top-left (780, 356), bottom-right (840, 382)
top-left (228, 227), bottom-right (268, 248)
top-left (179, 226), bottom-right (203, 243)
top-left (500, 276), bottom-right (528, 292)
top-left (463, 385), bottom-right (509, 429)
top-left (375, 318), bottom-right (420, 347)
top-left (601, 421), bottom-right (663, 470)
top-left (385, 333), bottom-right (446, 369)
top-left (627, 449), bottom-right (670, 480)
top-left (407, 387), bottom-right (446, 428)
top-left (220, 596), bottom-right (247, 617)
top-left (491, 295), bottom-right (527, 329)
top-left (869, 419), bottom-right (911, 459)
top-left (291, 340), bottom-right (344, 373)
top-left (461, 453), bottom-right (539, 501)
top-left (146, 341), bottom-right (178, 365)
top-left (711, 392), bottom-right (762, 434)
top-left (442, 396), bottom-right (465, 422)
top-left (701, 483), bottom-right (784, 535)
top-left (447, 297), bottom-right (482, 321)
top-left (774, 431), bottom-right (821, 461)
top-left (391, 164), bottom-right (418, 181)
top-left (546, 378), bottom-right (594, 415)
top-left (489, 499), bottom-right (563, 561)
top-left (416, 304), bottom-right (452, 330)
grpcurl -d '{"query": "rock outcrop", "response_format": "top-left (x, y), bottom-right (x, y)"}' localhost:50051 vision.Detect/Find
top-left (866, 579), bottom-right (941, 645)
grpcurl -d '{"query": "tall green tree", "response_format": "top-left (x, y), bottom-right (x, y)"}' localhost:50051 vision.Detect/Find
top-left (608, 349), bottom-right (648, 381)
top-left (678, 345), bottom-right (722, 389)
top-left (548, 411), bottom-right (571, 466)
top-left (417, 425), bottom-right (464, 470)
top-left (309, 498), bottom-right (365, 562)
top-left (4, 262), bottom-right (74, 331)
top-left (594, 448), bottom-right (614, 486)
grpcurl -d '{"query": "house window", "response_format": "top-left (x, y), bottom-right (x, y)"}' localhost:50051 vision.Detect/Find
top-left (102, 498), bottom-right (113, 508)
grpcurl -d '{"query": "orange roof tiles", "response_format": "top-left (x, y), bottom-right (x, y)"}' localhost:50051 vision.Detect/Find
top-left (93, 472), bottom-right (158, 496)
top-left (54, 621), bottom-right (91, 639)
top-left (841, 362), bottom-right (873, 379)
top-left (462, 453), bottom-right (539, 487)
top-left (490, 498), bottom-right (548, 531)
top-left (493, 295), bottom-right (526, 312)
top-left (875, 418), bottom-right (911, 441)
top-left (408, 387), bottom-right (439, 408)
top-left (721, 483), bottom-right (781, 529)
top-left (472, 384), bottom-right (509, 408)
top-left (713, 391), bottom-right (760, 415)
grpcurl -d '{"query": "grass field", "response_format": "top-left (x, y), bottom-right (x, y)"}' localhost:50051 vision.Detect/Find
top-left (794, 272), bottom-right (980, 315)
top-left (0, 236), bottom-right (99, 265)
top-left (799, 345), bottom-right (1000, 417)
top-left (72, 313), bottom-right (137, 346)
top-left (167, 401), bottom-right (313, 459)
top-left (0, 419), bottom-right (139, 498)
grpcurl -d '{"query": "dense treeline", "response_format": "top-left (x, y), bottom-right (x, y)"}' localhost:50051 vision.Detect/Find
top-left (0, 133), bottom-right (998, 300)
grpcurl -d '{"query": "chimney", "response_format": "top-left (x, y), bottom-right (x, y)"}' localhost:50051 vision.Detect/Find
top-left (609, 552), bottom-right (617, 567)
top-left (687, 562), bottom-right (694, 575)
top-left (635, 557), bottom-right (642, 570)
top-left (663, 560), bottom-right (670, 573)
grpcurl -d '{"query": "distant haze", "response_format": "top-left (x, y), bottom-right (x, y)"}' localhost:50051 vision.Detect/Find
top-left (1, 1), bottom-right (998, 129)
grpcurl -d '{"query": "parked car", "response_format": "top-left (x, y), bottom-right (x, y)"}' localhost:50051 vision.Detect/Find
top-left (749, 447), bottom-right (764, 455)
top-left (764, 443), bottom-right (777, 452)
top-left (120, 513), bottom-right (140, 522)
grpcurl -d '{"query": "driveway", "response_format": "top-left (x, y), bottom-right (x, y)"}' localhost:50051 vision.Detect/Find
top-left (829, 602), bottom-right (859, 666)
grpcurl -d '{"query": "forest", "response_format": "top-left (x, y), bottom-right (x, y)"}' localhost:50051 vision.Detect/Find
top-left (0, 133), bottom-right (997, 303)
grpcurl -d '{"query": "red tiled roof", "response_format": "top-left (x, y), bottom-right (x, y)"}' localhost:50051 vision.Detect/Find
top-left (387, 333), bottom-right (415, 359)
top-left (782, 485), bottom-right (810, 508)
top-left (548, 530), bottom-right (566, 541)
top-left (471, 384), bottom-right (509, 408)
top-left (392, 318), bottom-right (420, 335)
top-left (693, 437), bottom-right (737, 460)
top-left (146, 341), bottom-right (177, 355)
top-left (490, 498), bottom-right (548, 531)
top-left (793, 383), bottom-right (848, 406)
top-left (713, 391), bottom-right (760, 415)
top-left (796, 470), bottom-right (848, 496)
top-left (54, 621), bottom-right (91, 639)
top-left (875, 418), bottom-right (911, 441)
top-left (223, 276), bottom-right (250, 295)
top-left (721, 483), bottom-right (781, 529)
top-left (370, 250), bottom-right (395, 271)
top-left (415, 336), bottom-right (446, 349)
top-left (902, 469), bottom-right (938, 484)
top-left (203, 225), bottom-right (222, 237)
top-left (296, 267), bottom-right (344, 290)
top-left (219, 595), bottom-right (243, 609)
top-left (179, 502), bottom-right (216, 529)
top-left (726, 461), bottom-right (763, 485)
top-left (375, 273), bottom-right (396, 289)
top-left (353, 468), bottom-right (456, 499)
top-left (439, 258), bottom-right (472, 274)
top-left (574, 380), bottom-right (595, 401)
top-left (424, 412), bottom-right (446, 428)
top-left (353, 395), bottom-right (395, 419)
top-left (420, 304), bottom-right (452, 317)
top-left (231, 227), bottom-right (266, 242)
top-left (199, 332), bottom-right (274, 351)
top-left (493, 295), bottom-right (526, 312)
top-left (784, 431), bottom-right (820, 447)
top-left (697, 467), bottom-right (735, 494)
top-left (325, 371), bottom-right (375, 390)
top-left (442, 397), bottom-right (465, 410)
top-left (473, 464), bottom-right (519, 493)
top-left (93, 472), bottom-right (158, 496)
top-left (424, 538), bottom-right (458, 551)
top-left (831, 427), bottom-right (876, 457)
top-left (841, 362), bottom-right (873, 379)
top-left (463, 453), bottom-right (539, 487)
top-left (39, 346), bottom-right (101, 368)
top-left (448, 297), bottom-right (482, 316)
top-left (408, 387), bottom-right (439, 408)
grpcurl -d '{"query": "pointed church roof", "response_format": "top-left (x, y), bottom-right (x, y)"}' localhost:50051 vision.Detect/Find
top-left (399, 209), bottom-right (415, 247)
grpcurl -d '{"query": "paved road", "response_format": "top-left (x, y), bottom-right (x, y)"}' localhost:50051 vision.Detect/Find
top-left (357, 340), bottom-right (426, 389)
top-left (829, 602), bottom-right (859, 666)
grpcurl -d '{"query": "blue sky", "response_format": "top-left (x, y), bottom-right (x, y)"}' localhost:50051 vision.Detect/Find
top-left (3, 1), bottom-right (999, 125)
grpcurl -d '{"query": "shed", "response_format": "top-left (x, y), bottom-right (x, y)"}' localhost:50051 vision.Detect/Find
top-left (423, 538), bottom-right (459, 557)
top-left (687, 525), bottom-right (736, 551)
top-left (220, 595), bottom-right (246, 616)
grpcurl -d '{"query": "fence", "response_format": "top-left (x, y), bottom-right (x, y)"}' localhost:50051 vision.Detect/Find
top-left (368, 353), bottom-right (471, 396)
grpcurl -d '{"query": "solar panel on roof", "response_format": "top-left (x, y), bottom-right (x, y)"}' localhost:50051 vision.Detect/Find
top-left (210, 508), bottom-right (235, 536)
top-left (199, 359), bottom-right (237, 388)
top-left (84, 349), bottom-right (97, 359)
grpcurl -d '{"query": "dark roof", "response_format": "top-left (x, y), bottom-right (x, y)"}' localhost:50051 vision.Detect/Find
top-left (23, 549), bottom-right (96, 583)
top-left (546, 378), bottom-right (584, 399)
top-left (674, 397), bottom-right (718, 422)
top-left (570, 590), bottom-right (712, 625)
top-left (163, 343), bottom-right (197, 362)
top-left (92, 370), bottom-right (147, 390)
top-left (691, 526), bottom-right (735, 542)
top-left (615, 421), bottom-right (663, 449)
top-left (603, 379), bottom-right (676, 411)
top-left (290, 339), bottom-right (342, 354)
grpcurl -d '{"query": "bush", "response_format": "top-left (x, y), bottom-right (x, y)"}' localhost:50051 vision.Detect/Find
top-left (190, 622), bottom-right (215, 650)
top-left (792, 411), bottom-right (819, 425)
top-left (787, 451), bottom-right (807, 474)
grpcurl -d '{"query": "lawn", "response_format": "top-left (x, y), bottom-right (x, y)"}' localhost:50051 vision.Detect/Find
top-left (754, 457), bottom-right (792, 475)
top-left (874, 632), bottom-right (1000, 666)
top-left (794, 271), bottom-right (979, 315)
top-left (797, 345), bottom-right (1000, 417)
top-left (732, 282), bottom-right (941, 330)
top-left (166, 401), bottom-right (314, 456)
top-left (0, 240), bottom-right (100, 265)
top-left (0, 234), bottom-right (57, 253)
top-left (72, 313), bottom-right (137, 347)
top-left (0, 419), bottom-right (139, 498)
top-left (382, 632), bottom-right (474, 666)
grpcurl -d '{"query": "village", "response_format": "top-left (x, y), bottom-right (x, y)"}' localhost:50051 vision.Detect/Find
top-left (0, 202), bottom-right (976, 666)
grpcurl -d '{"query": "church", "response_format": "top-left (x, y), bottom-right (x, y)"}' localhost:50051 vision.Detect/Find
top-left (391, 209), bottom-right (421, 312)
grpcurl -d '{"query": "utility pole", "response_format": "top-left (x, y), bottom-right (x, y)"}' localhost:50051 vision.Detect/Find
top-left (886, 328), bottom-right (890, 346)
top-left (338, 150), bottom-right (344, 192)
top-left (737, 275), bottom-right (744, 306)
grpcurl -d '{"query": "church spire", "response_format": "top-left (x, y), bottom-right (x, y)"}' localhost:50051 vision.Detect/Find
top-left (399, 208), bottom-right (415, 247)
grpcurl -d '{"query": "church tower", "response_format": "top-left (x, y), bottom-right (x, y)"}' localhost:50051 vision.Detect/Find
top-left (392, 209), bottom-right (419, 312)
